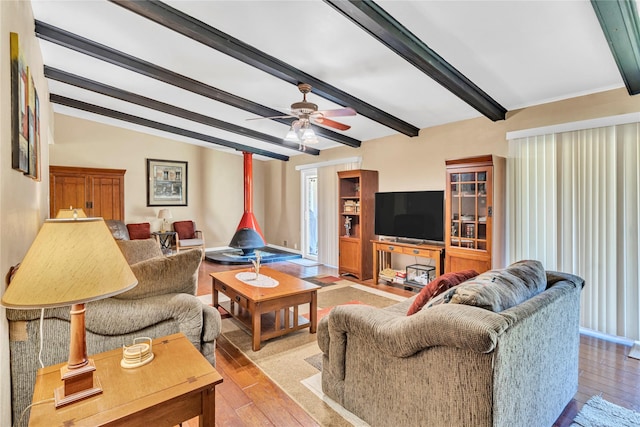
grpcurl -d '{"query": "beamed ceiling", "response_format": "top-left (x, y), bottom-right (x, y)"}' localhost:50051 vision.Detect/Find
top-left (31, 0), bottom-right (640, 161)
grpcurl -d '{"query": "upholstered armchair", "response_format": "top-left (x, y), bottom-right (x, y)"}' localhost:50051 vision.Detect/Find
top-left (173, 220), bottom-right (205, 257)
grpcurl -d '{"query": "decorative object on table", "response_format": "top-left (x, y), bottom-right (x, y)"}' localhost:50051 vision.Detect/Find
top-left (344, 216), bottom-right (352, 237)
top-left (234, 271), bottom-right (279, 288)
top-left (1, 217), bottom-right (137, 408)
top-left (146, 158), bottom-right (188, 207)
top-left (158, 208), bottom-right (172, 232)
top-left (121, 337), bottom-right (154, 369)
top-left (405, 264), bottom-right (436, 287)
top-left (251, 250), bottom-right (262, 279)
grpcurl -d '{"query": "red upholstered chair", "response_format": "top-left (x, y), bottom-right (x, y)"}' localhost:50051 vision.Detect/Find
top-left (126, 222), bottom-right (151, 240)
top-left (173, 220), bottom-right (205, 258)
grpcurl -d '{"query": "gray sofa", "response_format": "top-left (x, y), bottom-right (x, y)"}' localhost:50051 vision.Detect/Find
top-left (7, 239), bottom-right (221, 426)
top-left (318, 260), bottom-right (585, 427)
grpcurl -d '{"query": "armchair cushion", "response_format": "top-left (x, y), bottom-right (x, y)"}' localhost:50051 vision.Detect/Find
top-left (127, 222), bottom-right (151, 240)
top-left (174, 220), bottom-right (196, 239)
top-left (407, 269), bottom-right (479, 315)
top-left (114, 249), bottom-right (202, 300)
top-left (117, 239), bottom-right (163, 265)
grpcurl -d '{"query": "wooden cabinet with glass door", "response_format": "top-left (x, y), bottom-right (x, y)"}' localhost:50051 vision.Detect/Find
top-left (445, 155), bottom-right (505, 274)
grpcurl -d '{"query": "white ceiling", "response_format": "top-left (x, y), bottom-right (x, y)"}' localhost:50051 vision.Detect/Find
top-left (31, 0), bottom-right (627, 161)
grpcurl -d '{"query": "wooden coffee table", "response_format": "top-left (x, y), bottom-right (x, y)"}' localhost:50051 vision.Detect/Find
top-left (211, 267), bottom-right (320, 351)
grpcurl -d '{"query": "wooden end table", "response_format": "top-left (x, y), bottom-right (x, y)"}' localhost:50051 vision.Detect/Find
top-left (29, 333), bottom-right (223, 427)
top-left (211, 267), bottom-right (320, 351)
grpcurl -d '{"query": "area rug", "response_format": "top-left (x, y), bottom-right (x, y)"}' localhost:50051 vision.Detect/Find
top-left (220, 281), bottom-right (406, 426)
top-left (301, 275), bottom-right (342, 287)
top-left (571, 395), bottom-right (640, 427)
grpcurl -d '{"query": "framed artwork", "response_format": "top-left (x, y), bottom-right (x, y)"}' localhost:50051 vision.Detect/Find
top-left (146, 159), bottom-right (188, 206)
top-left (25, 73), bottom-right (40, 180)
top-left (10, 32), bottom-right (29, 173)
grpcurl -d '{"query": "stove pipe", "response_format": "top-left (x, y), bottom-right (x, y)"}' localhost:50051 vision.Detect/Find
top-left (229, 152), bottom-right (266, 254)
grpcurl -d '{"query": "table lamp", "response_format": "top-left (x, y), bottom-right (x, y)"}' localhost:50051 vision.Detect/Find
top-left (158, 208), bottom-right (172, 232)
top-left (1, 217), bottom-right (138, 408)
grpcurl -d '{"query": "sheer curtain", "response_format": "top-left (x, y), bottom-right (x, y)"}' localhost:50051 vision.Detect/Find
top-left (299, 158), bottom-right (361, 267)
top-left (508, 123), bottom-right (640, 340)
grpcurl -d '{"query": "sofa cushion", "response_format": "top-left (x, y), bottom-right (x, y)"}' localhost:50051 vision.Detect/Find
top-left (406, 269), bottom-right (478, 315)
top-left (114, 249), bottom-right (202, 299)
top-left (127, 222), bottom-right (151, 240)
top-left (174, 220), bottom-right (195, 240)
top-left (117, 239), bottom-right (163, 265)
top-left (443, 260), bottom-right (547, 312)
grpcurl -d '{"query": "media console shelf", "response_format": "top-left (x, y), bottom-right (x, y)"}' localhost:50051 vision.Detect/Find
top-left (372, 240), bottom-right (444, 286)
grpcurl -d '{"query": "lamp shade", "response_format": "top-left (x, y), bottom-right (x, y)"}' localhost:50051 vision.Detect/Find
top-left (158, 209), bottom-right (173, 220)
top-left (1, 218), bottom-right (137, 309)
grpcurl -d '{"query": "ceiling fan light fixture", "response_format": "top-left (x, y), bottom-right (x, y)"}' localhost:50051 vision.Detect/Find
top-left (301, 127), bottom-right (317, 144)
top-left (284, 126), bottom-right (300, 142)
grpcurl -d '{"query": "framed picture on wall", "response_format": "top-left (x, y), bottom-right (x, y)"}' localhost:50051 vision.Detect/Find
top-left (146, 159), bottom-right (188, 206)
top-left (10, 32), bottom-right (29, 173)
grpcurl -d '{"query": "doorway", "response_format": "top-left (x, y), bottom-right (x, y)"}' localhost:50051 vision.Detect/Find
top-left (301, 169), bottom-right (318, 260)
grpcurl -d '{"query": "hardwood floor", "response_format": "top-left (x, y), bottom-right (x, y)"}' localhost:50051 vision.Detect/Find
top-left (183, 259), bottom-right (640, 427)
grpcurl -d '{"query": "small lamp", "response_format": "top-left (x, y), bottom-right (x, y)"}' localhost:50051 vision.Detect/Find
top-left (158, 209), bottom-right (172, 232)
top-left (1, 217), bottom-right (137, 407)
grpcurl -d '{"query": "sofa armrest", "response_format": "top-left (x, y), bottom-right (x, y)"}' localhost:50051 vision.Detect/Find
top-left (320, 303), bottom-right (510, 381)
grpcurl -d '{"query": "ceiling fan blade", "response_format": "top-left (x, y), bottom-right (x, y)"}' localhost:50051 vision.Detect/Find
top-left (313, 116), bottom-right (351, 131)
top-left (317, 107), bottom-right (356, 118)
top-left (246, 114), bottom-right (295, 121)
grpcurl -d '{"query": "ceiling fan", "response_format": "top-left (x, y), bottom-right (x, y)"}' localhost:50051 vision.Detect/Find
top-left (251, 83), bottom-right (356, 147)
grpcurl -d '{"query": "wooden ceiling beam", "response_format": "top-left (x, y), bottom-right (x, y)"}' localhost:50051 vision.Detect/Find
top-left (591, 0), bottom-right (640, 95)
top-left (35, 20), bottom-right (360, 148)
top-left (45, 66), bottom-right (320, 156)
top-left (109, 0), bottom-right (419, 137)
top-left (50, 94), bottom-right (290, 161)
top-left (324, 0), bottom-right (507, 122)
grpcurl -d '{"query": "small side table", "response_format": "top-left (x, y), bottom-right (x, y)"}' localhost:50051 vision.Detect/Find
top-left (29, 333), bottom-right (223, 426)
top-left (152, 231), bottom-right (176, 254)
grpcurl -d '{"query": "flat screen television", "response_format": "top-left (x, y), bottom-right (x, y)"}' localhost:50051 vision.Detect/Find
top-left (374, 191), bottom-right (444, 242)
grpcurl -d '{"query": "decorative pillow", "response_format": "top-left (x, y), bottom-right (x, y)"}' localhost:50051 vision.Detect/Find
top-left (444, 260), bottom-right (546, 312)
top-left (126, 222), bottom-right (151, 240)
top-left (406, 269), bottom-right (479, 315)
top-left (173, 221), bottom-right (195, 240)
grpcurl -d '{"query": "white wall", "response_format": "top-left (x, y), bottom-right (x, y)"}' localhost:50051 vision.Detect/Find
top-left (1, 1), bottom-right (53, 424)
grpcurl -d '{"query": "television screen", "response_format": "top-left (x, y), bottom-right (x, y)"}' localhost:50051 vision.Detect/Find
top-left (374, 191), bottom-right (444, 242)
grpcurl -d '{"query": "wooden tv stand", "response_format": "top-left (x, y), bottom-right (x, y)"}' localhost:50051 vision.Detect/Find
top-left (372, 240), bottom-right (445, 285)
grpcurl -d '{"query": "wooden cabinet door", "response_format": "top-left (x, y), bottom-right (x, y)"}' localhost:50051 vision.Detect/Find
top-left (339, 238), bottom-right (360, 275)
top-left (50, 166), bottom-right (125, 220)
top-left (91, 175), bottom-right (124, 220)
top-left (50, 174), bottom-right (89, 217)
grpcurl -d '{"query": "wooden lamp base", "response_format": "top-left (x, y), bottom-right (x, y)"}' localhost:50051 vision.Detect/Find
top-left (54, 359), bottom-right (103, 408)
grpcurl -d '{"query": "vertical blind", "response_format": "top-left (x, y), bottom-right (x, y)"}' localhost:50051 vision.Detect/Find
top-left (508, 123), bottom-right (640, 340)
